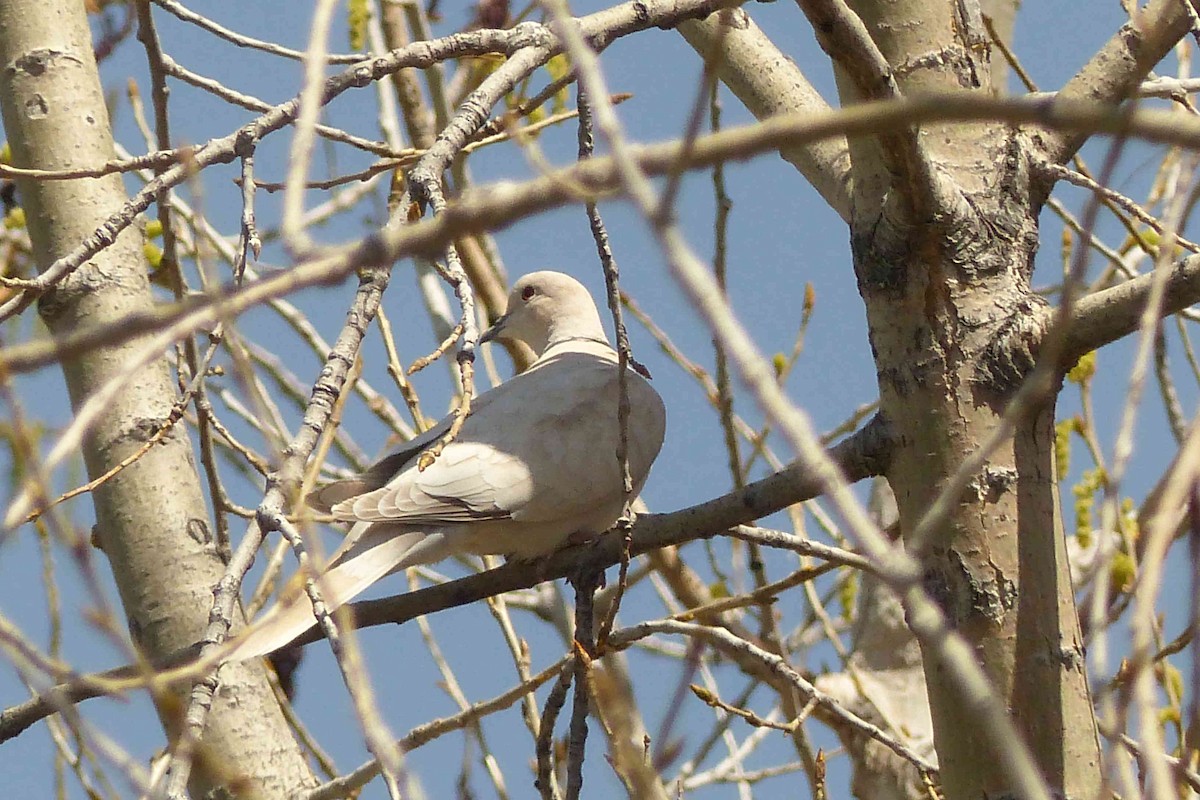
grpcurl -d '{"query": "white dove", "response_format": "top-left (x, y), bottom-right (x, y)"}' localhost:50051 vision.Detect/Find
top-left (228, 271), bottom-right (666, 659)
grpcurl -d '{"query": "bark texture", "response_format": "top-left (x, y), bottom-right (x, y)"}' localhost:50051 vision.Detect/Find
top-left (832, 1), bottom-right (1100, 796)
top-left (675, 1), bottom-right (1124, 794)
top-left (0, 1), bottom-right (313, 796)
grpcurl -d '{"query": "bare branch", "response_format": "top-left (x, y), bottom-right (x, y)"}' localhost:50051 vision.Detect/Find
top-left (607, 619), bottom-right (937, 775)
top-left (0, 0), bottom-right (744, 320)
top-left (1065, 255), bottom-right (1200, 366)
top-left (0, 415), bottom-right (892, 743)
top-left (677, 9), bottom-right (852, 220)
top-left (306, 414), bottom-right (893, 645)
top-left (1039, 0), bottom-right (1196, 164)
top-left (151, 0), bottom-right (366, 63)
top-left (792, 0), bottom-right (919, 191)
top-left (10, 92), bottom-right (1200, 385)
top-left (304, 657), bottom-right (569, 800)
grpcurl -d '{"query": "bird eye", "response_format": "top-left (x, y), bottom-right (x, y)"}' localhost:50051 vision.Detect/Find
top-left (521, 285), bottom-right (537, 301)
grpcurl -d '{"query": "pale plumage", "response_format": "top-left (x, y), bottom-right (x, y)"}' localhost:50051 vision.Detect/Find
top-left (228, 272), bottom-right (666, 659)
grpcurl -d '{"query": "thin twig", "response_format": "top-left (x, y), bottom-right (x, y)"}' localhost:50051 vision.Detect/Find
top-left (565, 569), bottom-right (601, 800)
top-left (304, 657), bottom-right (568, 800)
top-left (536, 660), bottom-right (574, 800)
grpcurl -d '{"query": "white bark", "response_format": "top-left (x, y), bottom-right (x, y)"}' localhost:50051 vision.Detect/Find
top-left (0, 1), bottom-right (313, 795)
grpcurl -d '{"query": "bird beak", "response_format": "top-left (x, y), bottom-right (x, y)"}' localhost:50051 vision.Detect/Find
top-left (480, 313), bottom-right (508, 344)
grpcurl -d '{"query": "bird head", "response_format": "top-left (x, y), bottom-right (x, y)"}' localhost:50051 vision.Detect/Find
top-left (481, 271), bottom-right (609, 357)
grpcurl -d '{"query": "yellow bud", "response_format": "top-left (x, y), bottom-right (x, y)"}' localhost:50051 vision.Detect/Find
top-left (838, 573), bottom-right (858, 620)
top-left (1067, 351), bottom-right (1096, 384)
top-left (772, 353), bottom-right (786, 378)
top-left (347, 0), bottom-right (368, 50)
top-left (143, 242), bottom-right (162, 269)
top-left (1054, 418), bottom-right (1074, 481)
top-left (1163, 662), bottom-right (1184, 700)
top-left (1109, 552), bottom-right (1135, 591)
top-left (546, 55), bottom-right (571, 114)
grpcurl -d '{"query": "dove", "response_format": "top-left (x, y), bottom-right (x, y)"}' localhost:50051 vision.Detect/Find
top-left (227, 271), bottom-right (666, 659)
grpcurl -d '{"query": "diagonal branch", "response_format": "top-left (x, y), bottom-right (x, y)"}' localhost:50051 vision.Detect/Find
top-left (302, 414), bottom-right (893, 644)
top-left (1038, 0), bottom-right (1197, 166)
top-left (12, 93), bottom-right (1200, 390)
top-left (677, 9), bottom-right (853, 220)
top-left (792, 0), bottom-right (942, 219)
top-left (0, 0), bottom-right (745, 322)
top-left (1063, 254), bottom-right (1200, 367)
top-left (0, 415), bottom-right (893, 744)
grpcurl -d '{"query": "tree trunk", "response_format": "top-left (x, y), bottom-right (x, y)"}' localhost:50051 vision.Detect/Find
top-left (0, 1), bottom-right (314, 795)
top-left (834, 1), bottom-right (1101, 796)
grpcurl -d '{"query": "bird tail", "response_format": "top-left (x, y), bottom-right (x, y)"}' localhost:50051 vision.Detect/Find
top-left (225, 525), bottom-right (446, 661)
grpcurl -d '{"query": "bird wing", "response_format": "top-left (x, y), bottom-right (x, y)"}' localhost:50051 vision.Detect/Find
top-left (333, 347), bottom-right (666, 531)
top-left (305, 382), bottom-right (509, 514)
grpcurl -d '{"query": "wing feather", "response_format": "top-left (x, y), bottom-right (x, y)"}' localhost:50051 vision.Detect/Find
top-left (328, 349), bottom-right (666, 530)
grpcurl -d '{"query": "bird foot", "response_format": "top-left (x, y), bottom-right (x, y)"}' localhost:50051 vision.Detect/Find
top-left (506, 529), bottom-right (605, 584)
top-left (564, 528), bottom-right (602, 547)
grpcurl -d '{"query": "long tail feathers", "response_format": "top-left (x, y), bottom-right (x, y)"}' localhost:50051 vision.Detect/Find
top-left (226, 526), bottom-right (437, 661)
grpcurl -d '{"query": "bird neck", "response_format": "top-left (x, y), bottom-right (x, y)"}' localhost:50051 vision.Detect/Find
top-left (536, 334), bottom-right (616, 364)
top-left (540, 309), bottom-right (610, 354)
top-left (546, 334), bottom-right (611, 349)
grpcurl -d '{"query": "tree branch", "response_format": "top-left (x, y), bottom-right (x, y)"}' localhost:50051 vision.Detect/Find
top-left (677, 9), bottom-right (853, 220)
top-left (0, 0), bottom-right (744, 322)
top-left (1038, 0), bottom-right (1196, 165)
top-left (0, 0), bottom-right (316, 792)
top-left (792, 0), bottom-right (941, 220)
top-left (302, 414), bottom-right (892, 645)
top-left (0, 415), bottom-right (893, 743)
top-left (13, 92), bottom-right (1200, 387)
top-left (1063, 254), bottom-right (1200, 366)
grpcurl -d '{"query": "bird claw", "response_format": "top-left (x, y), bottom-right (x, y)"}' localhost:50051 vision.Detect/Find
top-left (564, 529), bottom-right (602, 547)
top-left (506, 529), bottom-right (606, 584)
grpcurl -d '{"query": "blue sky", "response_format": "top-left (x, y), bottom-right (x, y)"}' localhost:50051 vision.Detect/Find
top-left (1, 1), bottom-right (1188, 798)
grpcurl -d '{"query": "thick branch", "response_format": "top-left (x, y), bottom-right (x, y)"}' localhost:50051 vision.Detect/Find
top-left (1040, 0), bottom-right (1196, 165)
top-left (677, 9), bottom-right (853, 220)
top-left (1063, 255), bottom-right (1200, 366)
top-left (0, 416), bottom-right (893, 742)
top-left (793, 0), bottom-right (941, 219)
top-left (0, 1), bottom-right (315, 794)
top-left (12, 93), bottom-right (1200, 383)
top-left (796, 0), bottom-right (899, 104)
